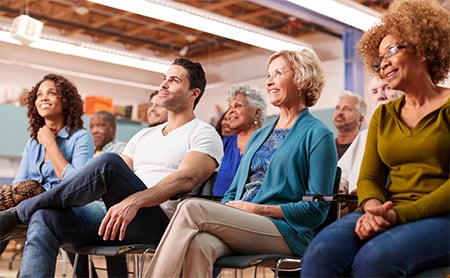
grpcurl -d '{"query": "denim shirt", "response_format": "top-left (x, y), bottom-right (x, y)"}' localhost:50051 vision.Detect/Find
top-left (14, 127), bottom-right (94, 190)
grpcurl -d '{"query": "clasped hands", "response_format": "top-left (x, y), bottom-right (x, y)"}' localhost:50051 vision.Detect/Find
top-left (355, 200), bottom-right (399, 240)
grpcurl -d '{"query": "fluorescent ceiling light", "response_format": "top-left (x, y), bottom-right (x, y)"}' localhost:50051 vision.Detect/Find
top-left (87, 0), bottom-right (312, 52)
top-left (287, 0), bottom-right (381, 31)
top-left (0, 57), bottom-right (156, 90)
top-left (0, 29), bottom-right (171, 73)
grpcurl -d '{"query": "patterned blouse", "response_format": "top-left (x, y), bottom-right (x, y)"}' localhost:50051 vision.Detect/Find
top-left (241, 128), bottom-right (290, 201)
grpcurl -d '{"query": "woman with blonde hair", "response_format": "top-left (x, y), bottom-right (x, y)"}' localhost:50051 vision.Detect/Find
top-left (145, 48), bottom-right (337, 277)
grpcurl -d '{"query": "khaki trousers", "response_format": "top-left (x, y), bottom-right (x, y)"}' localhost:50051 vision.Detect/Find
top-left (145, 198), bottom-right (292, 278)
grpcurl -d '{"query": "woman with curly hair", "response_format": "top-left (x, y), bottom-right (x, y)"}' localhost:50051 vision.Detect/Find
top-left (0, 73), bottom-right (94, 210)
top-left (301, 0), bottom-right (450, 276)
top-left (0, 74), bottom-right (128, 278)
top-left (0, 73), bottom-right (96, 273)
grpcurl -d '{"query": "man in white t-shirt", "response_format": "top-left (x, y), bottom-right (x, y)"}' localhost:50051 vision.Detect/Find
top-left (338, 77), bottom-right (403, 194)
top-left (0, 58), bottom-right (224, 277)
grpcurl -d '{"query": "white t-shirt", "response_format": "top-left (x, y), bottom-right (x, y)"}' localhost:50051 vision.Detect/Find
top-left (337, 129), bottom-right (368, 193)
top-left (122, 118), bottom-right (223, 217)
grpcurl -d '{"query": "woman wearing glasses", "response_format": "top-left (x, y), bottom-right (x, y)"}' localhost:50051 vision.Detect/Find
top-left (301, 0), bottom-right (450, 276)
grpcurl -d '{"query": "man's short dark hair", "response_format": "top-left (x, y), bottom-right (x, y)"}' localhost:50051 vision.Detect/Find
top-left (173, 58), bottom-right (206, 108)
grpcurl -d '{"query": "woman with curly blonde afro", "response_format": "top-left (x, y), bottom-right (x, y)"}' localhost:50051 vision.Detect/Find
top-left (302, 0), bottom-right (450, 276)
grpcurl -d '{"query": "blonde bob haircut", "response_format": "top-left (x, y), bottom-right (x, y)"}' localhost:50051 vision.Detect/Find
top-left (267, 49), bottom-right (325, 107)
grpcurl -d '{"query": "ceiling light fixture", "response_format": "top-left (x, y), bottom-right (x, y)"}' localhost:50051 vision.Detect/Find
top-left (286, 0), bottom-right (380, 31)
top-left (75, 6), bottom-right (90, 16)
top-left (0, 57), bottom-right (156, 90)
top-left (0, 29), bottom-right (171, 73)
top-left (87, 0), bottom-right (312, 52)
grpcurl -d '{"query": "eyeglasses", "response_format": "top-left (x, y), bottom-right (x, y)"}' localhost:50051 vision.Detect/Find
top-left (372, 45), bottom-right (407, 72)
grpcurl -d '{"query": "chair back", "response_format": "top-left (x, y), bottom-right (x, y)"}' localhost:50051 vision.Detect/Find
top-left (200, 171), bottom-right (217, 195)
top-left (316, 167), bottom-right (341, 232)
top-left (171, 171), bottom-right (218, 200)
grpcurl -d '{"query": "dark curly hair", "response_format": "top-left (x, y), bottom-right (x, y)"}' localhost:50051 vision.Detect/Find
top-left (26, 73), bottom-right (84, 139)
top-left (357, 0), bottom-right (450, 84)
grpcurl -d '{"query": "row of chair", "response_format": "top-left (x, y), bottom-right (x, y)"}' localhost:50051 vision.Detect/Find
top-left (62, 169), bottom-right (346, 278)
top-left (61, 167), bottom-right (449, 277)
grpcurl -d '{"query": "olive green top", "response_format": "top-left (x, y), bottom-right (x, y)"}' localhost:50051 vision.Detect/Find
top-left (357, 96), bottom-right (450, 223)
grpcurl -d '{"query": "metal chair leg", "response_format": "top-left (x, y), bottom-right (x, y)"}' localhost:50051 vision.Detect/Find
top-left (60, 249), bottom-right (68, 277)
top-left (72, 253), bottom-right (79, 278)
top-left (88, 255), bottom-right (94, 278)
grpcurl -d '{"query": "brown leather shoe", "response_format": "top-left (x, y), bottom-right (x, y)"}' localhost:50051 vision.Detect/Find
top-left (0, 180), bottom-right (45, 211)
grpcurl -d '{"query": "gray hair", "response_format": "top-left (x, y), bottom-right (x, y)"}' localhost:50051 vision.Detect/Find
top-left (339, 90), bottom-right (367, 117)
top-left (93, 110), bottom-right (116, 127)
top-left (227, 85), bottom-right (267, 126)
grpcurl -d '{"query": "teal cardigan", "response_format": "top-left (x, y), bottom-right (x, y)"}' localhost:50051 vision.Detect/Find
top-left (222, 109), bottom-right (337, 256)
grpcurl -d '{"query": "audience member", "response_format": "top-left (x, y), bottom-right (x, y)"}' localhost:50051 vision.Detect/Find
top-left (211, 85), bottom-right (266, 277)
top-left (214, 109), bottom-right (234, 138)
top-left (302, 0), bottom-right (450, 276)
top-left (369, 76), bottom-right (403, 107)
top-left (212, 85), bottom-right (267, 196)
top-left (145, 49), bottom-right (337, 278)
top-left (69, 109), bottom-right (129, 277)
top-left (0, 73), bottom-right (94, 275)
top-left (0, 58), bottom-right (223, 277)
top-left (90, 110), bottom-right (127, 156)
top-left (333, 90), bottom-right (367, 159)
top-left (0, 74), bottom-right (93, 210)
top-left (338, 77), bottom-right (402, 194)
top-left (147, 90), bottom-right (168, 127)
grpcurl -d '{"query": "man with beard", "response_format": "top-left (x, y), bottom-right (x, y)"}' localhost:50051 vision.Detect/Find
top-left (333, 90), bottom-right (366, 159)
top-left (338, 77), bottom-right (402, 195)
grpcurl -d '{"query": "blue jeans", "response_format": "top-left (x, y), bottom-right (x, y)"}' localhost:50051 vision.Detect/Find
top-left (301, 211), bottom-right (450, 277)
top-left (17, 153), bottom-right (170, 278)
